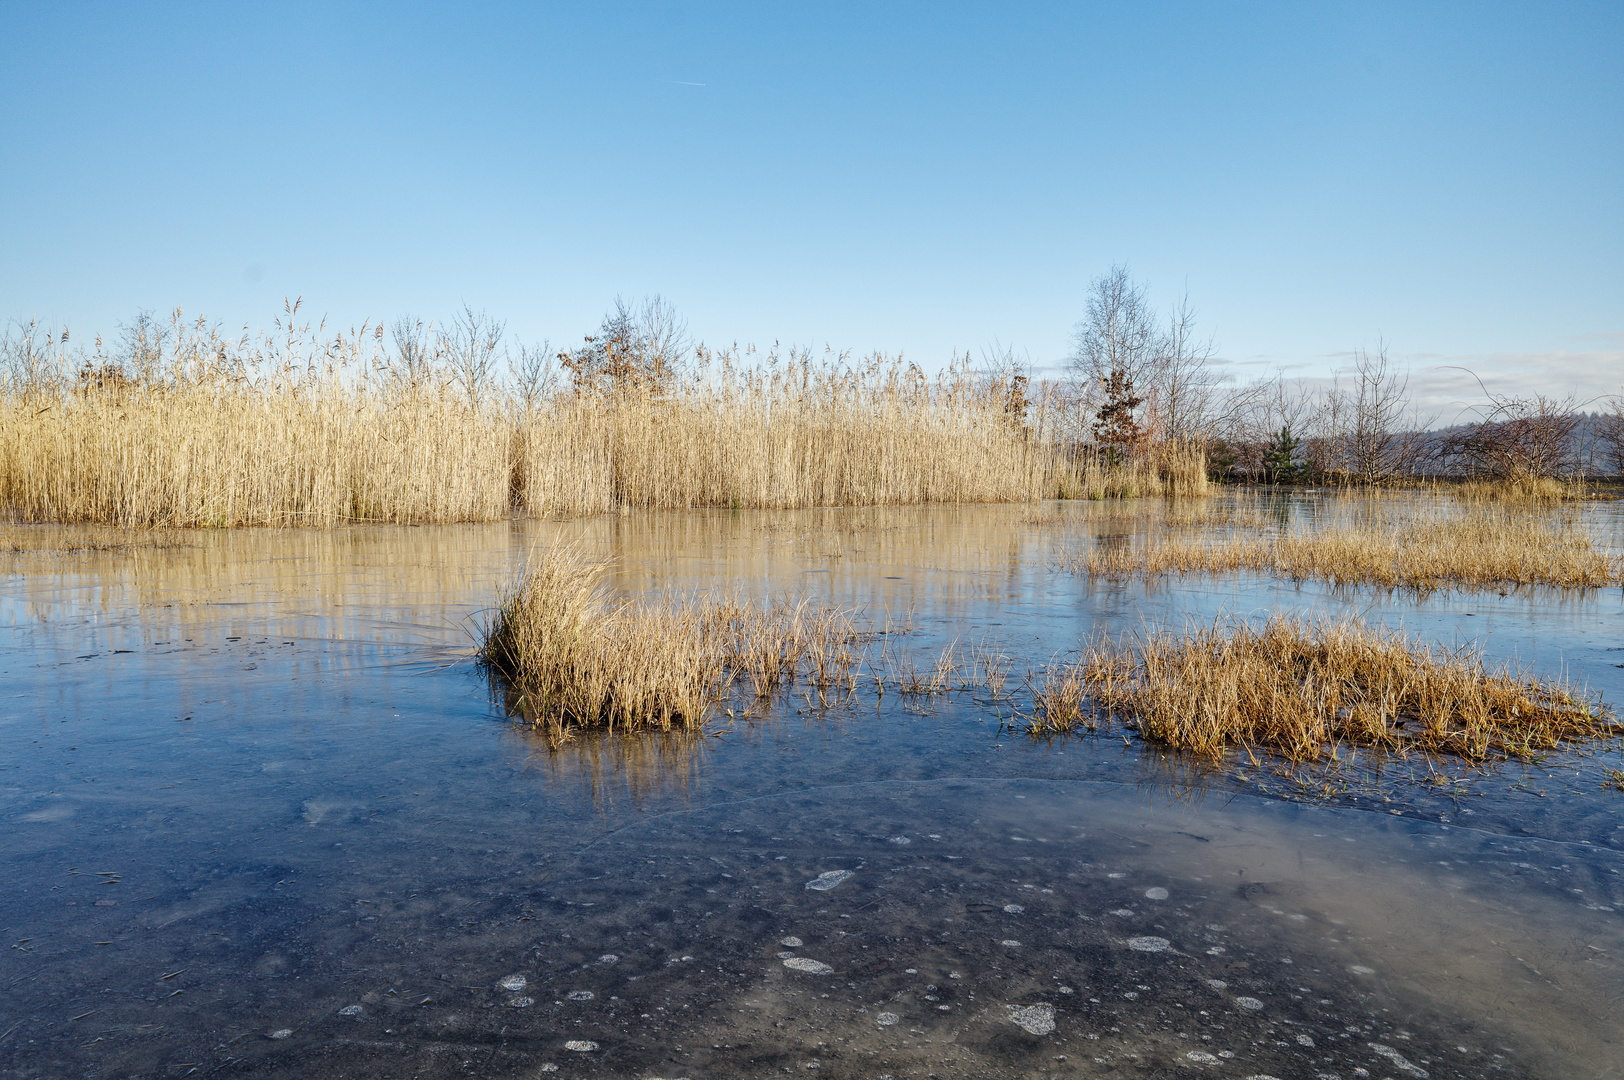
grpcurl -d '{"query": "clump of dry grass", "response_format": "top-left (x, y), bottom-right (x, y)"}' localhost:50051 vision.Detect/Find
top-left (1074, 506), bottom-right (1619, 591)
top-left (1028, 614), bottom-right (1616, 761)
top-left (1058, 443), bottom-right (1208, 501)
top-left (479, 544), bottom-right (859, 736)
top-left (1452, 475), bottom-right (1585, 503)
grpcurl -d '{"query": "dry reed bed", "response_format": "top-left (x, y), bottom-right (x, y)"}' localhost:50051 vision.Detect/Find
top-left (1, 314), bottom-right (1218, 526)
top-left (1028, 614), bottom-right (1616, 761)
top-left (480, 545), bottom-right (862, 736)
top-left (1073, 508), bottom-right (1620, 591)
top-left (0, 319), bottom-right (1209, 526)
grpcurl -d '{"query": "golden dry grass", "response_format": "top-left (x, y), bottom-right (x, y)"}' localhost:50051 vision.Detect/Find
top-left (1028, 614), bottom-right (1616, 761)
top-left (479, 544), bottom-right (860, 736)
top-left (0, 316), bottom-right (1209, 526)
top-left (1072, 505), bottom-right (1620, 591)
top-left (1452, 476), bottom-right (1586, 503)
top-left (1059, 443), bottom-right (1208, 501)
top-left (0, 378), bottom-right (515, 527)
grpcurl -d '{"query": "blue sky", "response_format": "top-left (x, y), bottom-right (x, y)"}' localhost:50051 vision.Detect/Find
top-left (2, 2), bottom-right (1619, 414)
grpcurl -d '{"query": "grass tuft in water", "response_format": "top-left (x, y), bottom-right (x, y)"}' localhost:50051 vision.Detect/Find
top-left (1028, 613), bottom-right (1617, 762)
top-left (479, 543), bottom-right (858, 736)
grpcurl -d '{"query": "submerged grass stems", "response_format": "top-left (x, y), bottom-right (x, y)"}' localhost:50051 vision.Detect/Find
top-left (479, 544), bottom-right (860, 738)
top-left (1028, 614), bottom-right (1617, 762)
top-left (1072, 505), bottom-right (1621, 591)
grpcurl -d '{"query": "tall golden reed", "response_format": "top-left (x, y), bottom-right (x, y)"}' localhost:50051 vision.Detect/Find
top-left (0, 314), bottom-right (1204, 526)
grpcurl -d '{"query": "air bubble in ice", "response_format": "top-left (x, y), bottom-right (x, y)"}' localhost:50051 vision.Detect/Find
top-left (1006, 1004), bottom-right (1056, 1035)
top-left (783, 957), bottom-right (834, 974)
top-left (564, 1040), bottom-right (598, 1052)
top-left (339, 1005), bottom-right (363, 1016)
top-left (1349, 965), bottom-right (1375, 975)
top-left (876, 1012), bottom-right (899, 1026)
top-left (1187, 1050), bottom-right (1219, 1064)
top-left (267, 1029), bottom-right (292, 1040)
top-left (1127, 937), bottom-right (1170, 952)
top-left (889, 836), bottom-right (910, 845)
top-left (1235, 996), bottom-right (1264, 1010)
top-left (1144, 887), bottom-right (1169, 901)
top-left (1003, 904), bottom-right (1024, 914)
top-left (497, 974), bottom-right (526, 991)
top-left (805, 870), bottom-right (853, 891)
top-left (1001, 939), bottom-right (1022, 947)
top-left (781, 936), bottom-right (803, 947)
top-left (509, 996), bottom-right (534, 1008)
top-left (567, 990), bottom-right (594, 1001)
top-left (598, 954), bottom-right (618, 964)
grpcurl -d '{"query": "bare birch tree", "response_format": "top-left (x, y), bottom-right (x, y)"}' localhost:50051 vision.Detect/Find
top-left (1070, 266), bottom-right (1159, 449)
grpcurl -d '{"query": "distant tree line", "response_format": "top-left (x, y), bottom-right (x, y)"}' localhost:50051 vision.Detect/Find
top-left (1057, 264), bottom-right (1624, 484)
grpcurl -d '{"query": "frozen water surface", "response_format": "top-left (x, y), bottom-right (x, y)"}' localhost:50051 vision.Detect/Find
top-left (2, 497), bottom-right (1622, 1079)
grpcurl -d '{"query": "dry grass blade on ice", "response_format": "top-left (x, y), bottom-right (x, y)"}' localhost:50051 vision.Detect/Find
top-left (1029, 613), bottom-right (1616, 761)
top-left (479, 544), bottom-right (860, 735)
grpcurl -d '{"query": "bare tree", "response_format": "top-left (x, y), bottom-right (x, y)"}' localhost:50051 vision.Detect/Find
top-left (389, 315), bottom-right (436, 388)
top-left (445, 305), bottom-right (505, 407)
top-left (1070, 266), bottom-right (1159, 449)
top-left (513, 338), bottom-right (557, 413)
top-left (560, 295), bottom-right (689, 396)
top-left (1318, 344), bottom-right (1428, 482)
top-left (116, 309), bottom-right (171, 382)
top-left (1154, 292), bottom-right (1220, 443)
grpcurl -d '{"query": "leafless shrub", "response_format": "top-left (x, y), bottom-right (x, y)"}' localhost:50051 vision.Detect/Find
top-left (1595, 392), bottom-right (1624, 477)
top-left (561, 295), bottom-right (689, 396)
top-left (513, 337), bottom-right (557, 413)
top-left (1155, 292), bottom-right (1222, 443)
top-left (389, 315), bottom-right (437, 388)
top-left (446, 304), bottom-right (505, 407)
top-left (1447, 379), bottom-right (1583, 481)
top-left (1317, 344), bottom-right (1430, 482)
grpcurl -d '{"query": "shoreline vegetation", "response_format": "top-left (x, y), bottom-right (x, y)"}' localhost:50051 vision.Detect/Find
top-left (0, 305), bottom-right (1210, 528)
top-left (7, 284), bottom-right (1622, 529)
top-left (1068, 504), bottom-right (1623, 592)
top-left (481, 547), bottom-right (1619, 764)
